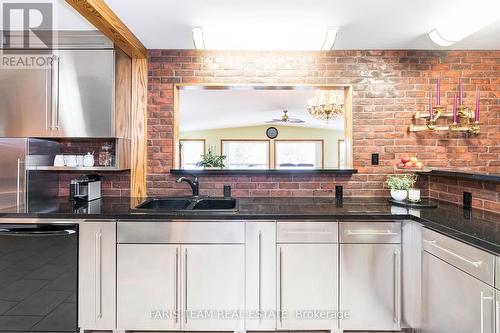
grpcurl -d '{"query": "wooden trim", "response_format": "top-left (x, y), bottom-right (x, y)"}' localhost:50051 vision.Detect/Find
top-left (65, 0), bottom-right (147, 59)
top-left (343, 86), bottom-right (354, 168)
top-left (274, 139), bottom-right (324, 169)
top-left (175, 83), bottom-right (352, 90)
top-left (130, 58), bottom-right (147, 198)
top-left (338, 139), bottom-right (345, 168)
top-left (179, 139), bottom-right (206, 169)
top-left (220, 139), bottom-right (271, 168)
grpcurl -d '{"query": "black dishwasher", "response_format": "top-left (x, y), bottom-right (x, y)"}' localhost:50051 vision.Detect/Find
top-left (0, 224), bottom-right (78, 332)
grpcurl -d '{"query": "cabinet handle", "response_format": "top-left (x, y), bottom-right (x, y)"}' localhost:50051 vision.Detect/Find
top-left (258, 231), bottom-right (262, 322)
top-left (175, 247), bottom-right (179, 323)
top-left (95, 231), bottom-right (102, 319)
top-left (346, 230), bottom-right (398, 236)
top-left (44, 67), bottom-right (50, 130)
top-left (50, 55), bottom-right (60, 130)
top-left (495, 300), bottom-right (499, 333)
top-left (393, 249), bottom-right (401, 326)
top-left (279, 247), bottom-right (283, 324)
top-left (480, 292), bottom-right (494, 333)
top-left (184, 248), bottom-right (188, 324)
top-left (424, 240), bottom-right (483, 268)
top-left (16, 159), bottom-right (25, 211)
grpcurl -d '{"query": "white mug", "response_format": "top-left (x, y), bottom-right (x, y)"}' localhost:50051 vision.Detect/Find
top-left (83, 153), bottom-right (95, 167)
top-left (76, 155), bottom-right (84, 167)
top-left (54, 155), bottom-right (65, 167)
top-left (64, 155), bottom-right (77, 167)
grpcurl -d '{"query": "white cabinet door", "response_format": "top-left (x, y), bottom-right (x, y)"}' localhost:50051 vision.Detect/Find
top-left (340, 243), bottom-right (401, 330)
top-left (79, 221), bottom-right (116, 330)
top-left (117, 244), bottom-right (180, 330)
top-left (277, 244), bottom-right (338, 330)
top-left (422, 251), bottom-right (495, 333)
top-left (182, 245), bottom-right (245, 331)
top-left (246, 222), bottom-right (276, 330)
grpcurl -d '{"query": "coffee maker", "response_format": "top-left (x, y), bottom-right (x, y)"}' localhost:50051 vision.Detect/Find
top-left (69, 174), bottom-right (102, 201)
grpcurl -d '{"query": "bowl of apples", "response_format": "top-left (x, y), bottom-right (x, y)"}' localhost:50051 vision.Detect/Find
top-left (397, 157), bottom-right (424, 170)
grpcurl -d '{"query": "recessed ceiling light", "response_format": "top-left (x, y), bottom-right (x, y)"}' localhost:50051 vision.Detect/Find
top-left (192, 26), bottom-right (205, 50)
top-left (321, 28), bottom-right (338, 51)
top-left (428, 28), bottom-right (457, 47)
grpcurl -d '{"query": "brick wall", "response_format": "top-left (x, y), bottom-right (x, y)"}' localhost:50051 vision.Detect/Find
top-left (147, 50), bottom-right (499, 212)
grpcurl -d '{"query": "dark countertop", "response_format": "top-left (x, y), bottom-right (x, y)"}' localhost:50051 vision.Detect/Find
top-left (1, 196), bottom-right (499, 255)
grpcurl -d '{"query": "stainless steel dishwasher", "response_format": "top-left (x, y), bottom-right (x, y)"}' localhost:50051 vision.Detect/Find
top-left (339, 221), bottom-right (402, 331)
top-left (421, 228), bottom-right (495, 333)
top-left (0, 223), bottom-right (78, 332)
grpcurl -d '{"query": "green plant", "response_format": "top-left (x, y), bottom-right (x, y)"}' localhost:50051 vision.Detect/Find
top-left (196, 146), bottom-right (226, 168)
top-left (386, 174), bottom-right (417, 190)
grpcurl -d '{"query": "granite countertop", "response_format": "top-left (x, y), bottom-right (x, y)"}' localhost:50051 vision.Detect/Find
top-left (0, 196), bottom-right (499, 255)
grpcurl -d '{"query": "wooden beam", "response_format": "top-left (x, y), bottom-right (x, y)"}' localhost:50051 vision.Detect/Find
top-left (65, 0), bottom-right (147, 59)
top-left (131, 58), bottom-right (148, 198)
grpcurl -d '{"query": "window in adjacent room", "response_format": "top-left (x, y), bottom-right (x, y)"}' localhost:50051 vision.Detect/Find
top-left (221, 140), bottom-right (270, 169)
top-left (275, 140), bottom-right (323, 169)
top-left (180, 140), bottom-right (205, 169)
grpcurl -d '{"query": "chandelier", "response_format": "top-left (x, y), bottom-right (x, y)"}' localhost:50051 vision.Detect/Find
top-left (307, 90), bottom-right (344, 121)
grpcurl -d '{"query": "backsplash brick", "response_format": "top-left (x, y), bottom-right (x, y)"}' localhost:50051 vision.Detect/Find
top-left (146, 49), bottom-right (499, 212)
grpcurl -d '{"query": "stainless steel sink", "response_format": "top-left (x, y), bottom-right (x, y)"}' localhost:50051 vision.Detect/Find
top-left (134, 197), bottom-right (238, 212)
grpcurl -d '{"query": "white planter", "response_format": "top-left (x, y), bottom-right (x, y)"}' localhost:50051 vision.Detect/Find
top-left (391, 189), bottom-right (408, 201)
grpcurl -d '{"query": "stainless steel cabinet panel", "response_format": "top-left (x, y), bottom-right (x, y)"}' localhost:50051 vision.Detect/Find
top-left (0, 139), bottom-right (26, 210)
top-left (423, 228), bottom-right (495, 285)
top-left (53, 50), bottom-right (114, 137)
top-left (340, 243), bottom-right (401, 330)
top-left (182, 244), bottom-right (245, 331)
top-left (117, 244), bottom-right (180, 330)
top-left (422, 251), bottom-right (495, 333)
top-left (277, 221), bottom-right (338, 243)
top-left (340, 221), bottom-right (401, 243)
top-left (79, 221), bottom-right (116, 330)
top-left (117, 221), bottom-right (245, 244)
top-left (245, 222), bottom-right (276, 330)
top-left (0, 51), bottom-right (53, 137)
top-left (277, 244), bottom-right (338, 330)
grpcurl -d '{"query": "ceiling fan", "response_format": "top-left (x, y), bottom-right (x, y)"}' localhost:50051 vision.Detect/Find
top-left (267, 110), bottom-right (305, 124)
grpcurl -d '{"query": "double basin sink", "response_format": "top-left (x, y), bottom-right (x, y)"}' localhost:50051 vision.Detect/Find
top-left (135, 197), bottom-right (238, 212)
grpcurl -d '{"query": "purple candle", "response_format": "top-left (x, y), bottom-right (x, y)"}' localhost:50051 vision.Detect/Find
top-left (475, 88), bottom-right (480, 122)
top-left (459, 78), bottom-right (463, 106)
top-left (429, 89), bottom-right (433, 119)
top-left (436, 77), bottom-right (441, 106)
top-left (453, 94), bottom-right (457, 123)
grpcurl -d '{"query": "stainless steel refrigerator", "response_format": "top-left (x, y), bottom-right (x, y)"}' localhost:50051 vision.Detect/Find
top-left (0, 138), bottom-right (59, 212)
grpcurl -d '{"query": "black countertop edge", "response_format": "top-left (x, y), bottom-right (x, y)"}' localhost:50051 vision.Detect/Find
top-left (170, 168), bottom-right (358, 175)
top-left (417, 169), bottom-right (500, 183)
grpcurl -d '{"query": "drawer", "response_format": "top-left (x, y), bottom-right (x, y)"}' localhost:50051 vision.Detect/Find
top-left (340, 222), bottom-right (401, 243)
top-left (423, 228), bottom-right (495, 286)
top-left (117, 221), bottom-right (245, 244)
top-left (277, 221), bottom-right (338, 243)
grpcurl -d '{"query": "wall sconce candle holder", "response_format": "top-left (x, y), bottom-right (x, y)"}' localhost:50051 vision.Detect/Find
top-left (409, 105), bottom-right (480, 134)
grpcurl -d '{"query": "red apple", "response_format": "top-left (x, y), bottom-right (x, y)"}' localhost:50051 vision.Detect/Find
top-left (401, 157), bottom-right (410, 164)
top-left (397, 162), bottom-right (405, 168)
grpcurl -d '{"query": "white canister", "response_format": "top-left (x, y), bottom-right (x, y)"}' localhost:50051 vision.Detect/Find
top-left (54, 155), bottom-right (65, 167)
top-left (83, 153), bottom-right (95, 167)
top-left (408, 188), bottom-right (421, 202)
top-left (76, 155), bottom-right (84, 167)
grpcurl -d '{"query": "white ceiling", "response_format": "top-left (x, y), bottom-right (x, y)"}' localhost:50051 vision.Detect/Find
top-left (102, 0), bottom-right (500, 50)
top-left (179, 89), bottom-right (345, 132)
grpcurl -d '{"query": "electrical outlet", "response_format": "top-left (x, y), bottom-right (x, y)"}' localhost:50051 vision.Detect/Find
top-left (371, 153), bottom-right (379, 165)
top-left (463, 191), bottom-right (472, 208)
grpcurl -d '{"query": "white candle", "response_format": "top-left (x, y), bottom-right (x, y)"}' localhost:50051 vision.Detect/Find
top-left (408, 188), bottom-right (421, 202)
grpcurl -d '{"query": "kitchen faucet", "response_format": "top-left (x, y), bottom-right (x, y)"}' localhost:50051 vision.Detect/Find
top-left (176, 175), bottom-right (200, 197)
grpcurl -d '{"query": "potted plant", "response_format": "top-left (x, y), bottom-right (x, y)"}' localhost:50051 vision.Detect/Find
top-left (386, 174), bottom-right (417, 201)
top-left (196, 146), bottom-right (226, 169)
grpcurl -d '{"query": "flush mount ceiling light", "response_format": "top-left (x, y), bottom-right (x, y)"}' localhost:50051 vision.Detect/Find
top-left (321, 28), bottom-right (338, 51)
top-left (192, 26), bottom-right (205, 50)
top-left (191, 25), bottom-right (338, 51)
top-left (428, 29), bottom-right (457, 47)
